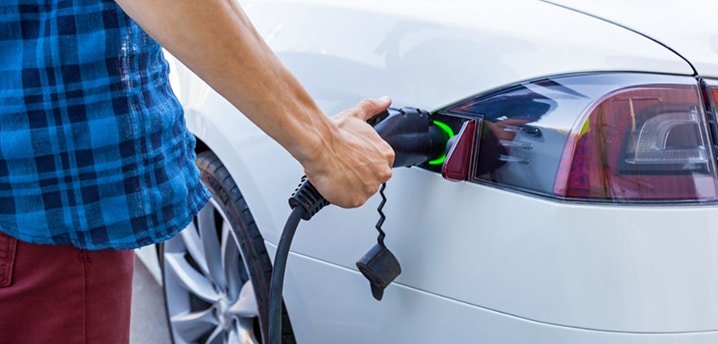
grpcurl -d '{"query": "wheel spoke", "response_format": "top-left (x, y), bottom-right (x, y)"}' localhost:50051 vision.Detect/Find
top-left (165, 252), bottom-right (220, 303)
top-left (222, 222), bottom-right (243, 300)
top-left (198, 203), bottom-right (227, 289)
top-left (227, 326), bottom-right (240, 344)
top-left (237, 318), bottom-right (260, 344)
top-left (171, 308), bottom-right (220, 343)
top-left (179, 221), bottom-right (209, 275)
top-left (205, 325), bottom-right (225, 344)
top-left (229, 280), bottom-right (259, 318)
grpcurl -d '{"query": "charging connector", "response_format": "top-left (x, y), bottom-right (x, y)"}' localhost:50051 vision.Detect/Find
top-left (267, 107), bottom-right (452, 344)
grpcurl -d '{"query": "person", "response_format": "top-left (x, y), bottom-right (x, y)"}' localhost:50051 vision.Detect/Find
top-left (0, 0), bottom-right (395, 342)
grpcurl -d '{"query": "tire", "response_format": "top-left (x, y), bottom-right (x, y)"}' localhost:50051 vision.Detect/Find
top-left (160, 151), bottom-right (295, 344)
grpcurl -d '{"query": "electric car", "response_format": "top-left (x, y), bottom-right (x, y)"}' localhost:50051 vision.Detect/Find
top-left (135, 0), bottom-right (718, 342)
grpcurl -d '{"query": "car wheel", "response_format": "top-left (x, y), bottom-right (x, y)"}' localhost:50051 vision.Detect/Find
top-left (160, 151), bottom-right (294, 343)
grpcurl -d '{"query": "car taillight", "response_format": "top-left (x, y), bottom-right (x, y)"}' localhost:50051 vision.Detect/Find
top-left (709, 81), bottom-right (718, 117)
top-left (556, 85), bottom-right (716, 201)
top-left (432, 73), bottom-right (718, 203)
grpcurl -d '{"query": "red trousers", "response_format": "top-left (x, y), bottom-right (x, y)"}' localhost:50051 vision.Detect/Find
top-left (0, 232), bottom-right (134, 344)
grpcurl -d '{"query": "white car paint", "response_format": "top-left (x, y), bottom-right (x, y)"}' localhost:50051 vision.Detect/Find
top-left (150, 0), bottom-right (718, 342)
top-left (546, 0), bottom-right (718, 77)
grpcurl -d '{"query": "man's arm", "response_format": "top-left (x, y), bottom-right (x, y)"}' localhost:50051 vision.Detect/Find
top-left (114, 0), bottom-right (394, 208)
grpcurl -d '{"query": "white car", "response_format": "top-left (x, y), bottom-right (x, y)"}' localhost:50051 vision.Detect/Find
top-left (136, 0), bottom-right (718, 343)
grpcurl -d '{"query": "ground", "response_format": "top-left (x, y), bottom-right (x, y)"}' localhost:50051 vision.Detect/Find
top-left (130, 261), bottom-right (171, 344)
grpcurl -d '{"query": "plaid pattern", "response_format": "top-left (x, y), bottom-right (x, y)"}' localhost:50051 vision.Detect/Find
top-left (0, 1), bottom-right (211, 249)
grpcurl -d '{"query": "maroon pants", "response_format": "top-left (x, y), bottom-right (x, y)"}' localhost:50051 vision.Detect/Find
top-left (0, 232), bottom-right (134, 344)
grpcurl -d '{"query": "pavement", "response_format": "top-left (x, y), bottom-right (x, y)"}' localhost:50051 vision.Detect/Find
top-left (130, 261), bottom-right (172, 344)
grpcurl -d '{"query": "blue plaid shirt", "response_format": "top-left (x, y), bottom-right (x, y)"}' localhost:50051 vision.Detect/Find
top-left (0, 1), bottom-right (211, 249)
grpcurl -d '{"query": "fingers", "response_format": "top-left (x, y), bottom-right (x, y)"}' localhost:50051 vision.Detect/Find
top-left (322, 168), bottom-right (392, 208)
top-left (351, 96), bottom-right (392, 121)
top-left (302, 96), bottom-right (396, 209)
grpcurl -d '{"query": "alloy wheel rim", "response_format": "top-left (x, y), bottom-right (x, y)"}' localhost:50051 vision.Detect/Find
top-left (164, 199), bottom-right (260, 344)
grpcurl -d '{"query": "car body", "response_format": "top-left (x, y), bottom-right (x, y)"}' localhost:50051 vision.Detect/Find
top-left (136, 0), bottom-right (718, 343)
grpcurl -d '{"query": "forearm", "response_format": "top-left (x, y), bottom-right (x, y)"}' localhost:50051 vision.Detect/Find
top-left (116, 0), bottom-right (394, 208)
top-left (115, 0), bottom-right (331, 165)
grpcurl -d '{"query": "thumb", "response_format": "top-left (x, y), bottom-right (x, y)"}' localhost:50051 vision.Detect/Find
top-left (352, 96), bottom-right (392, 121)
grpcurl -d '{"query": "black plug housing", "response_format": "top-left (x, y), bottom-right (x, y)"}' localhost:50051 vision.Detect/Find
top-left (289, 177), bottom-right (330, 220)
top-left (375, 107), bottom-right (448, 168)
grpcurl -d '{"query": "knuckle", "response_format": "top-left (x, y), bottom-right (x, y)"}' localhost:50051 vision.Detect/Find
top-left (350, 196), bottom-right (365, 208)
top-left (374, 168), bottom-right (394, 183)
top-left (383, 169), bottom-right (393, 181)
top-left (355, 98), bottom-right (378, 117)
top-left (359, 98), bottom-right (376, 107)
top-left (386, 150), bottom-right (396, 164)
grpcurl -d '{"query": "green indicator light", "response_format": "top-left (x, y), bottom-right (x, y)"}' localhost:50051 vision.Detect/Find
top-left (428, 155), bottom-right (446, 166)
top-left (433, 120), bottom-right (455, 138)
top-left (428, 120), bottom-right (455, 166)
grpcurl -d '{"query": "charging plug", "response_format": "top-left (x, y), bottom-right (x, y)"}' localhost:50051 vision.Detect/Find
top-left (289, 177), bottom-right (329, 220)
top-left (375, 107), bottom-right (449, 168)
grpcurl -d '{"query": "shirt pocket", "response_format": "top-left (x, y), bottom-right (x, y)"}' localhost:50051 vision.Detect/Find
top-left (0, 232), bottom-right (18, 288)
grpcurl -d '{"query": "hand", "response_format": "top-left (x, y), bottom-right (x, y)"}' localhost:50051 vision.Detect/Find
top-left (302, 97), bottom-right (396, 208)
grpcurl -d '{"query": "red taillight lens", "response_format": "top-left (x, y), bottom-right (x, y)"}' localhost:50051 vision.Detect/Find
top-left (434, 73), bottom-right (718, 203)
top-left (555, 85), bottom-right (717, 201)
